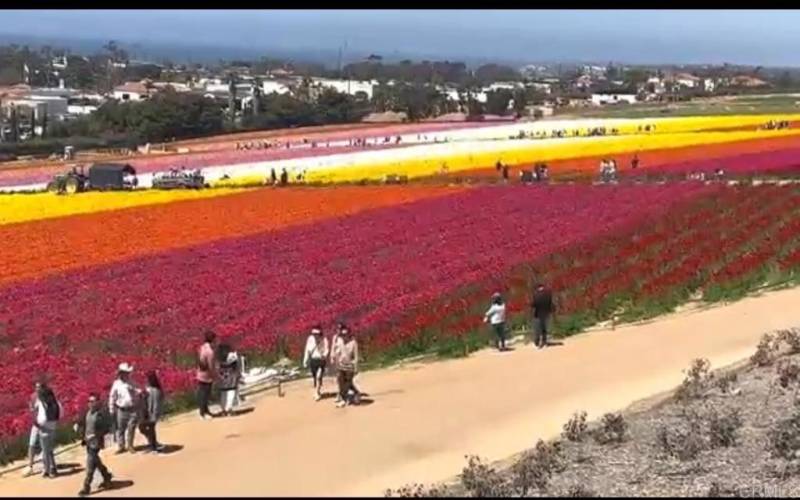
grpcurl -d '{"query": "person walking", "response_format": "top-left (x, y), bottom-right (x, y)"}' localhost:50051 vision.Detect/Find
top-left (108, 363), bottom-right (138, 454)
top-left (138, 371), bottom-right (164, 453)
top-left (332, 326), bottom-right (359, 408)
top-left (76, 393), bottom-right (114, 497)
top-left (531, 282), bottom-right (555, 349)
top-left (303, 326), bottom-right (329, 401)
top-left (270, 168), bottom-right (277, 185)
top-left (217, 343), bottom-right (243, 416)
top-left (30, 382), bottom-right (62, 478)
top-left (25, 381), bottom-right (43, 477)
top-left (484, 292), bottom-right (508, 351)
top-left (196, 330), bottom-right (218, 420)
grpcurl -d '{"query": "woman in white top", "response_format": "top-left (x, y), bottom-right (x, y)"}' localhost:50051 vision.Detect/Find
top-left (303, 326), bottom-right (330, 401)
top-left (484, 292), bottom-right (508, 351)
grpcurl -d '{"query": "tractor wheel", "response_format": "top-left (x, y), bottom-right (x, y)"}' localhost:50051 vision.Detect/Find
top-left (46, 182), bottom-right (60, 194)
top-left (64, 177), bottom-right (80, 195)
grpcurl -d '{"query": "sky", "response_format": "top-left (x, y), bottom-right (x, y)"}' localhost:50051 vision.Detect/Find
top-left (3, 9), bottom-right (800, 67)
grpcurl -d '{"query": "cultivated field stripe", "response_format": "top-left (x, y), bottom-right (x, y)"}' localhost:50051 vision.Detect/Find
top-left (0, 185), bottom-right (465, 286)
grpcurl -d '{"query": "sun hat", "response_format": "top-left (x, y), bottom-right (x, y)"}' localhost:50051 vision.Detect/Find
top-left (117, 362), bottom-right (134, 373)
top-left (311, 326), bottom-right (322, 335)
top-left (226, 352), bottom-right (239, 364)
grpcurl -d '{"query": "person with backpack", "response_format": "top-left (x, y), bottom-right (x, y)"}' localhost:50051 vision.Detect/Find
top-left (138, 370), bottom-right (165, 453)
top-left (531, 282), bottom-right (555, 349)
top-left (108, 363), bottom-right (139, 454)
top-left (31, 382), bottom-right (62, 478)
top-left (484, 292), bottom-right (508, 351)
top-left (217, 343), bottom-right (243, 416)
top-left (196, 330), bottom-right (219, 420)
top-left (75, 393), bottom-right (114, 497)
top-left (303, 326), bottom-right (330, 401)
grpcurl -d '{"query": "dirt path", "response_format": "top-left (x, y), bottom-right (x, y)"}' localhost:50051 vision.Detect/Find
top-left (3, 287), bottom-right (800, 497)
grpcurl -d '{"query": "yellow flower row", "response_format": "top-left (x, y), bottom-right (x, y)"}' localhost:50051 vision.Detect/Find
top-left (0, 188), bottom-right (248, 227)
top-left (305, 128), bottom-right (800, 184)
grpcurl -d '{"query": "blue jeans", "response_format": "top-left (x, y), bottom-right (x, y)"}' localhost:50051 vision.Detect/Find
top-left (38, 427), bottom-right (56, 476)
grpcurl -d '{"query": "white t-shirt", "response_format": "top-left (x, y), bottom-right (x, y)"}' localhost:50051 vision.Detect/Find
top-left (485, 303), bottom-right (507, 325)
top-left (303, 335), bottom-right (330, 366)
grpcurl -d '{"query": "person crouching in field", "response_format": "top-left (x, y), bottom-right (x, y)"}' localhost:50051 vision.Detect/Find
top-left (531, 282), bottom-right (555, 349)
top-left (138, 371), bottom-right (165, 453)
top-left (303, 326), bottom-right (329, 401)
top-left (108, 363), bottom-right (139, 454)
top-left (332, 326), bottom-right (360, 408)
top-left (484, 292), bottom-right (508, 351)
top-left (217, 343), bottom-right (243, 416)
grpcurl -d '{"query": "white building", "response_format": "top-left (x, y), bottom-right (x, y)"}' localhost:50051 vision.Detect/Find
top-left (112, 82), bottom-right (151, 101)
top-left (261, 80), bottom-right (292, 95)
top-left (310, 78), bottom-right (377, 99)
top-left (590, 93), bottom-right (637, 106)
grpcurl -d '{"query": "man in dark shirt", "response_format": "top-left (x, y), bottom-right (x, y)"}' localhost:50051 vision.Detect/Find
top-left (76, 393), bottom-right (113, 497)
top-left (531, 282), bottom-right (555, 349)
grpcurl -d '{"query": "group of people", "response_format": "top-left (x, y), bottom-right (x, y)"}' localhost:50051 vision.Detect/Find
top-left (686, 168), bottom-right (725, 182)
top-left (25, 366), bottom-right (165, 496)
top-left (268, 167), bottom-right (307, 186)
top-left (483, 282), bottom-right (555, 351)
top-left (302, 323), bottom-right (362, 406)
top-left (763, 120), bottom-right (791, 130)
top-left (599, 158), bottom-right (619, 183)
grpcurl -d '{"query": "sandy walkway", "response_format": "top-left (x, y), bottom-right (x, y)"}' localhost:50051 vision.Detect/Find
top-left (3, 287), bottom-right (800, 497)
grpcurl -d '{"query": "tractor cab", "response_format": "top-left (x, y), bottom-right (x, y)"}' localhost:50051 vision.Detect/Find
top-left (47, 165), bottom-right (88, 195)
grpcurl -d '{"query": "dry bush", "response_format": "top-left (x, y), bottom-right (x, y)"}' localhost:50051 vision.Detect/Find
top-left (564, 483), bottom-right (597, 497)
top-left (562, 411), bottom-right (589, 442)
top-left (459, 455), bottom-right (512, 497)
top-left (751, 333), bottom-right (780, 367)
top-left (769, 412), bottom-right (800, 460)
top-left (384, 483), bottom-right (454, 498)
top-left (656, 411), bottom-right (707, 461)
top-left (509, 440), bottom-right (565, 496)
top-left (777, 328), bottom-right (800, 355)
top-left (675, 358), bottom-right (713, 402)
top-left (777, 359), bottom-right (800, 389)
top-left (593, 413), bottom-right (628, 445)
top-left (707, 407), bottom-right (743, 448)
top-left (715, 371), bottom-right (739, 395)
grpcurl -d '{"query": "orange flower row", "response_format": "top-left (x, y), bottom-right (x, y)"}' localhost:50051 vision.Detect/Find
top-left (0, 185), bottom-right (464, 287)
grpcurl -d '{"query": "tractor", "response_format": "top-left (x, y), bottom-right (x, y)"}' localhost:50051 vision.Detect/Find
top-left (47, 166), bottom-right (89, 195)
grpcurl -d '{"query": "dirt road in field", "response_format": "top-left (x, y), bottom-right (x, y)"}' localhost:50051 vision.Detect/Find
top-left (3, 287), bottom-right (800, 497)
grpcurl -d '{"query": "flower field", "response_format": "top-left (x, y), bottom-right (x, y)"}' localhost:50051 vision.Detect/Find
top-left (4, 114), bottom-right (800, 460)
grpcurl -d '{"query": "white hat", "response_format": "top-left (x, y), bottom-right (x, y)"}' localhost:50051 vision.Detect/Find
top-left (226, 352), bottom-right (239, 364)
top-left (118, 362), bottom-right (134, 373)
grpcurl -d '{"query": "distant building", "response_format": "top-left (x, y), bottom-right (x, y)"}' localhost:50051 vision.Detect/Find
top-left (730, 75), bottom-right (769, 88)
top-left (590, 93), bottom-right (638, 106)
top-left (112, 81), bottom-right (152, 101)
top-left (310, 78), bottom-right (377, 99)
top-left (673, 73), bottom-right (701, 88)
top-left (261, 79), bottom-right (293, 95)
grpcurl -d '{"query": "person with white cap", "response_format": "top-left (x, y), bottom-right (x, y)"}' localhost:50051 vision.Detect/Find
top-left (484, 292), bottom-right (508, 351)
top-left (303, 325), bottom-right (329, 401)
top-left (108, 362), bottom-right (139, 454)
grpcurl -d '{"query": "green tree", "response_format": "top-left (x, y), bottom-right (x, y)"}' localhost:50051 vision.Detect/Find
top-left (484, 89), bottom-right (513, 115)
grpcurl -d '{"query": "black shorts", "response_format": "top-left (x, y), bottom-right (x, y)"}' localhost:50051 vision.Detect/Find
top-left (309, 358), bottom-right (326, 376)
